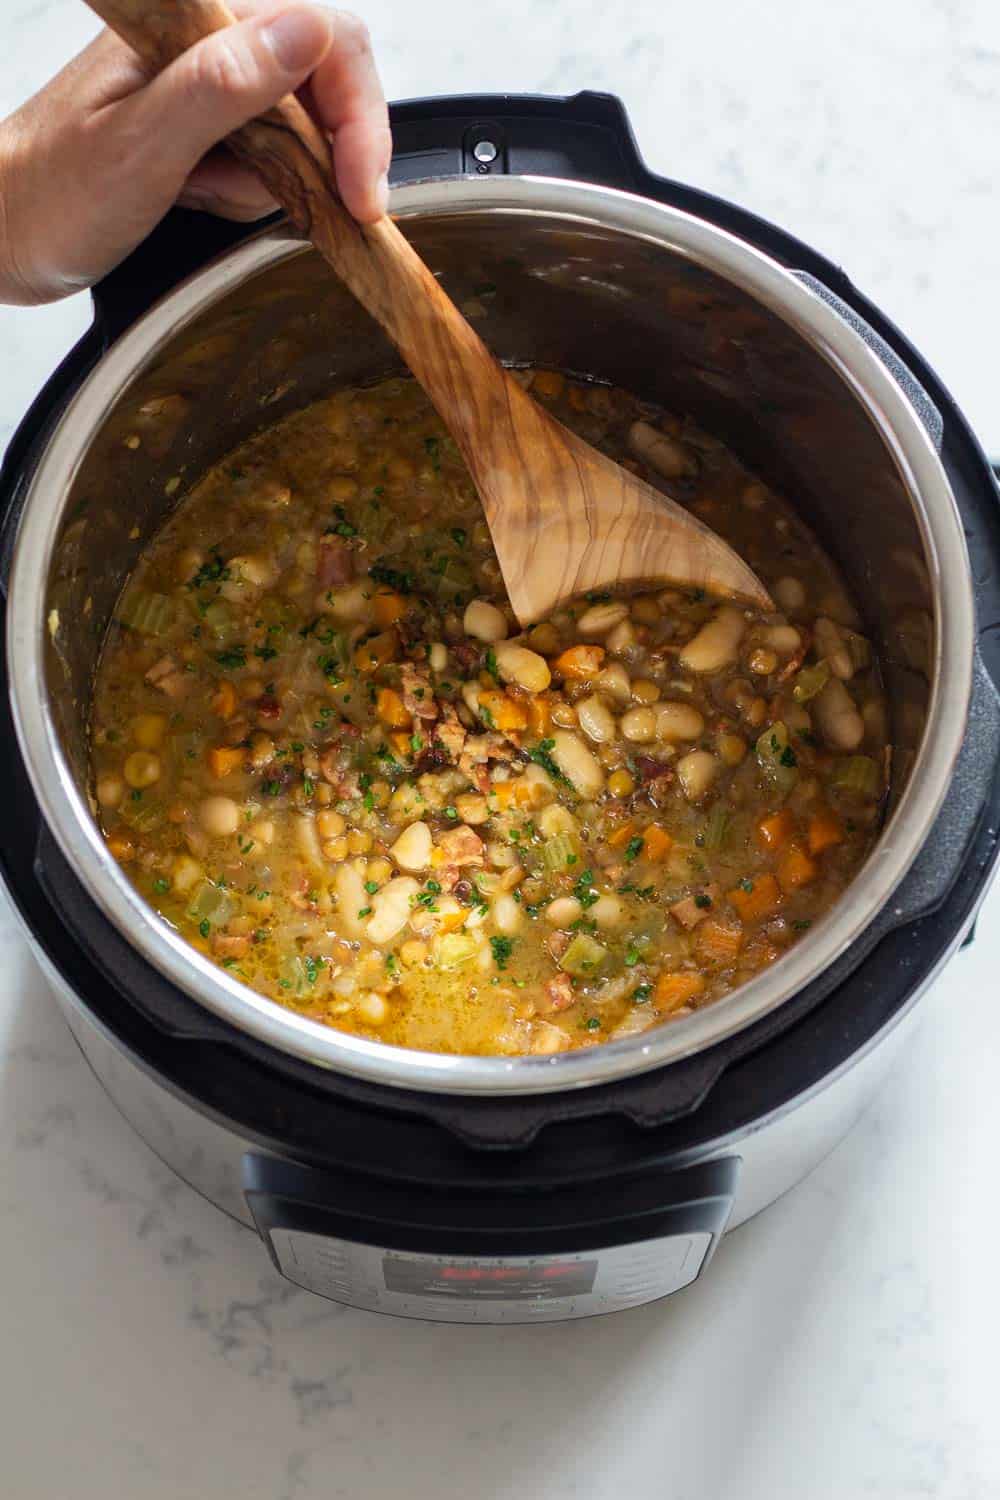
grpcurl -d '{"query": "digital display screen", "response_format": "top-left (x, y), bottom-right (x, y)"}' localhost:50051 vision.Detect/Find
top-left (382, 1255), bottom-right (598, 1300)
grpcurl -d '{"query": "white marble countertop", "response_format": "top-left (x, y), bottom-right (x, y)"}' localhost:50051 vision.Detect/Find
top-left (3, 2), bottom-right (1000, 1496)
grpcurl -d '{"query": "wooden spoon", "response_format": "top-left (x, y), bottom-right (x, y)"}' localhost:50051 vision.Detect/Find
top-left (84, 0), bottom-right (772, 623)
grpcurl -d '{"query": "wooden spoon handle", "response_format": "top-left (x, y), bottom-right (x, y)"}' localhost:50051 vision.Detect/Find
top-left (84, 0), bottom-right (499, 435)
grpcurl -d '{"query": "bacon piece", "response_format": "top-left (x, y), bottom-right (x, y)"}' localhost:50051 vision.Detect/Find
top-left (145, 655), bottom-right (188, 698)
top-left (400, 661), bottom-right (439, 722)
top-left (542, 973), bottom-right (575, 1012)
top-left (438, 825), bottom-right (485, 867)
top-left (317, 537), bottom-right (356, 588)
top-left (434, 704), bottom-right (467, 763)
top-left (256, 694), bottom-right (281, 721)
top-left (212, 933), bottom-right (250, 959)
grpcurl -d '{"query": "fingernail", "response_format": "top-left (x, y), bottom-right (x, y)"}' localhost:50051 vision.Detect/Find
top-left (261, 6), bottom-right (331, 72)
top-left (375, 171), bottom-right (390, 217)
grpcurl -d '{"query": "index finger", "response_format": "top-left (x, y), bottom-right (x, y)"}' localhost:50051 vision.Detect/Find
top-left (305, 9), bottom-right (391, 222)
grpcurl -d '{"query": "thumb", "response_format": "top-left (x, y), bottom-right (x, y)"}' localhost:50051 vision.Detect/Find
top-left (125, 5), bottom-right (334, 191)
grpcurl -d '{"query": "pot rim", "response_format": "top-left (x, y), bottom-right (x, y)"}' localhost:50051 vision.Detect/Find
top-left (6, 174), bottom-right (974, 1096)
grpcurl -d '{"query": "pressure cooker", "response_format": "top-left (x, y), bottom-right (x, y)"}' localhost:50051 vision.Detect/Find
top-left (1, 92), bottom-right (998, 1323)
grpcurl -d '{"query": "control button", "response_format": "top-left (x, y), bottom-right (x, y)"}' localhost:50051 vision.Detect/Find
top-left (473, 139), bottom-right (498, 165)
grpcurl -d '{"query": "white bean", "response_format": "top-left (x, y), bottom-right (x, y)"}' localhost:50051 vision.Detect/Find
top-left (546, 896), bottom-right (582, 926)
top-left (429, 641), bottom-right (448, 672)
top-left (577, 600), bottom-right (629, 637)
top-left (366, 876), bottom-right (421, 945)
top-left (539, 803), bottom-right (579, 839)
top-left (814, 677), bottom-right (865, 750)
top-left (594, 666), bottom-right (629, 706)
top-left (628, 419), bottom-right (695, 478)
top-left (576, 693), bottom-right (617, 744)
top-left (493, 893), bottom-right (523, 935)
top-left (591, 894), bottom-right (626, 929)
top-left (773, 576), bottom-right (806, 612)
top-left (605, 619), bottom-right (637, 655)
top-left (655, 701), bottom-right (705, 742)
top-left (495, 641), bottom-right (551, 693)
top-left (620, 707), bottom-right (657, 743)
top-left (356, 991), bottom-right (388, 1027)
top-left (390, 820), bottom-right (433, 872)
top-left (334, 859), bottom-right (370, 938)
top-left (198, 796), bottom-right (240, 837)
top-left (550, 730), bottom-right (605, 798)
top-left (463, 599), bottom-right (508, 643)
top-left (677, 749), bottom-right (720, 801)
top-left (762, 624), bottom-right (802, 655)
top-left (814, 617), bottom-right (853, 680)
top-left (325, 582), bottom-right (371, 623)
top-left (293, 814), bottom-right (324, 869)
top-left (96, 773), bottom-right (124, 809)
top-left (679, 607), bottom-right (746, 674)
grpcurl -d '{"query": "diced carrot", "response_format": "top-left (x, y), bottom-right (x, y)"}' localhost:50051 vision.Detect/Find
top-left (492, 775), bottom-right (540, 810)
top-left (756, 808), bottom-right (794, 850)
top-left (207, 745), bottom-right (246, 778)
top-left (354, 630), bottom-right (397, 673)
top-left (376, 686), bottom-right (411, 729)
top-left (211, 680), bottom-right (238, 720)
top-left (608, 819), bottom-right (638, 849)
top-left (533, 369), bottom-right (565, 399)
top-left (777, 844), bottom-right (818, 892)
top-left (807, 806), bottom-right (845, 856)
top-left (527, 693), bottom-right (553, 737)
top-left (695, 918), bottom-right (745, 965)
top-left (479, 689), bottom-right (529, 732)
top-left (727, 872), bottom-right (781, 922)
top-left (552, 644), bottom-right (605, 680)
top-left (654, 970), bottom-right (706, 1014)
top-left (106, 834), bottom-right (135, 862)
top-left (372, 588), bottom-right (407, 628)
top-left (388, 730), bottom-right (412, 757)
top-left (643, 824), bottom-right (673, 862)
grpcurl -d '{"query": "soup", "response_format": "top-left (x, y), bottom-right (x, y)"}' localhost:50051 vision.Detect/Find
top-left (90, 372), bottom-right (886, 1055)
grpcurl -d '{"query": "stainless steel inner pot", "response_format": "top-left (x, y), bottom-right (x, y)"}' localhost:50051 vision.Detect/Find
top-left (7, 176), bottom-right (974, 1095)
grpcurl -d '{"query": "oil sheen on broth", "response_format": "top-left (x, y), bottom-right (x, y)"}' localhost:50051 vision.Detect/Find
top-left (91, 371), bottom-right (887, 1056)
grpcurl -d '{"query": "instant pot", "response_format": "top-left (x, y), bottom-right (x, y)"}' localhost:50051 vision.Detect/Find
top-left (2, 93), bottom-right (999, 1323)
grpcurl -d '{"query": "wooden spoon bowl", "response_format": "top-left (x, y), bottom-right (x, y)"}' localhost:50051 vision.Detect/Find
top-left (84, 0), bottom-right (773, 623)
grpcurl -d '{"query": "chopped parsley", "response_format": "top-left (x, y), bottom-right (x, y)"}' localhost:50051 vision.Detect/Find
top-left (490, 935), bottom-right (514, 969)
top-left (369, 561), bottom-right (414, 593)
top-left (484, 647), bottom-right (501, 683)
top-left (198, 919), bottom-right (210, 939)
top-left (152, 877), bottom-right (169, 894)
top-left (694, 893), bottom-right (713, 910)
top-left (633, 984), bottom-right (652, 1003)
top-left (573, 869), bottom-right (599, 910)
top-left (214, 647), bottom-right (246, 669)
top-left (189, 553), bottom-right (229, 590)
top-left (624, 835), bottom-right (644, 863)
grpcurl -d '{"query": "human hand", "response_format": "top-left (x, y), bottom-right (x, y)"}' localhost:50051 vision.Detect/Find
top-left (0, 1), bottom-right (390, 305)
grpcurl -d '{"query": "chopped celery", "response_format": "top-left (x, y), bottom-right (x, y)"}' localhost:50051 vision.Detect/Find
top-left (560, 933), bottom-right (609, 978)
top-left (187, 879), bottom-right (233, 929)
top-left (116, 590), bottom-right (174, 636)
top-left (832, 754), bottom-right (880, 798)
top-left (792, 660), bottom-right (830, 703)
top-left (756, 721), bottom-right (798, 794)
top-left (277, 953), bottom-right (322, 998)
top-left (201, 600), bottom-right (234, 640)
top-left (435, 931), bottom-right (478, 970)
top-left (702, 803), bottom-right (730, 850)
top-left (119, 796), bottom-right (165, 834)
top-left (541, 831), bottom-right (581, 872)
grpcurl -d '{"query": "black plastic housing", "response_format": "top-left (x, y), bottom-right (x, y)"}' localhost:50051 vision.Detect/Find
top-left (1, 91), bottom-right (998, 1165)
